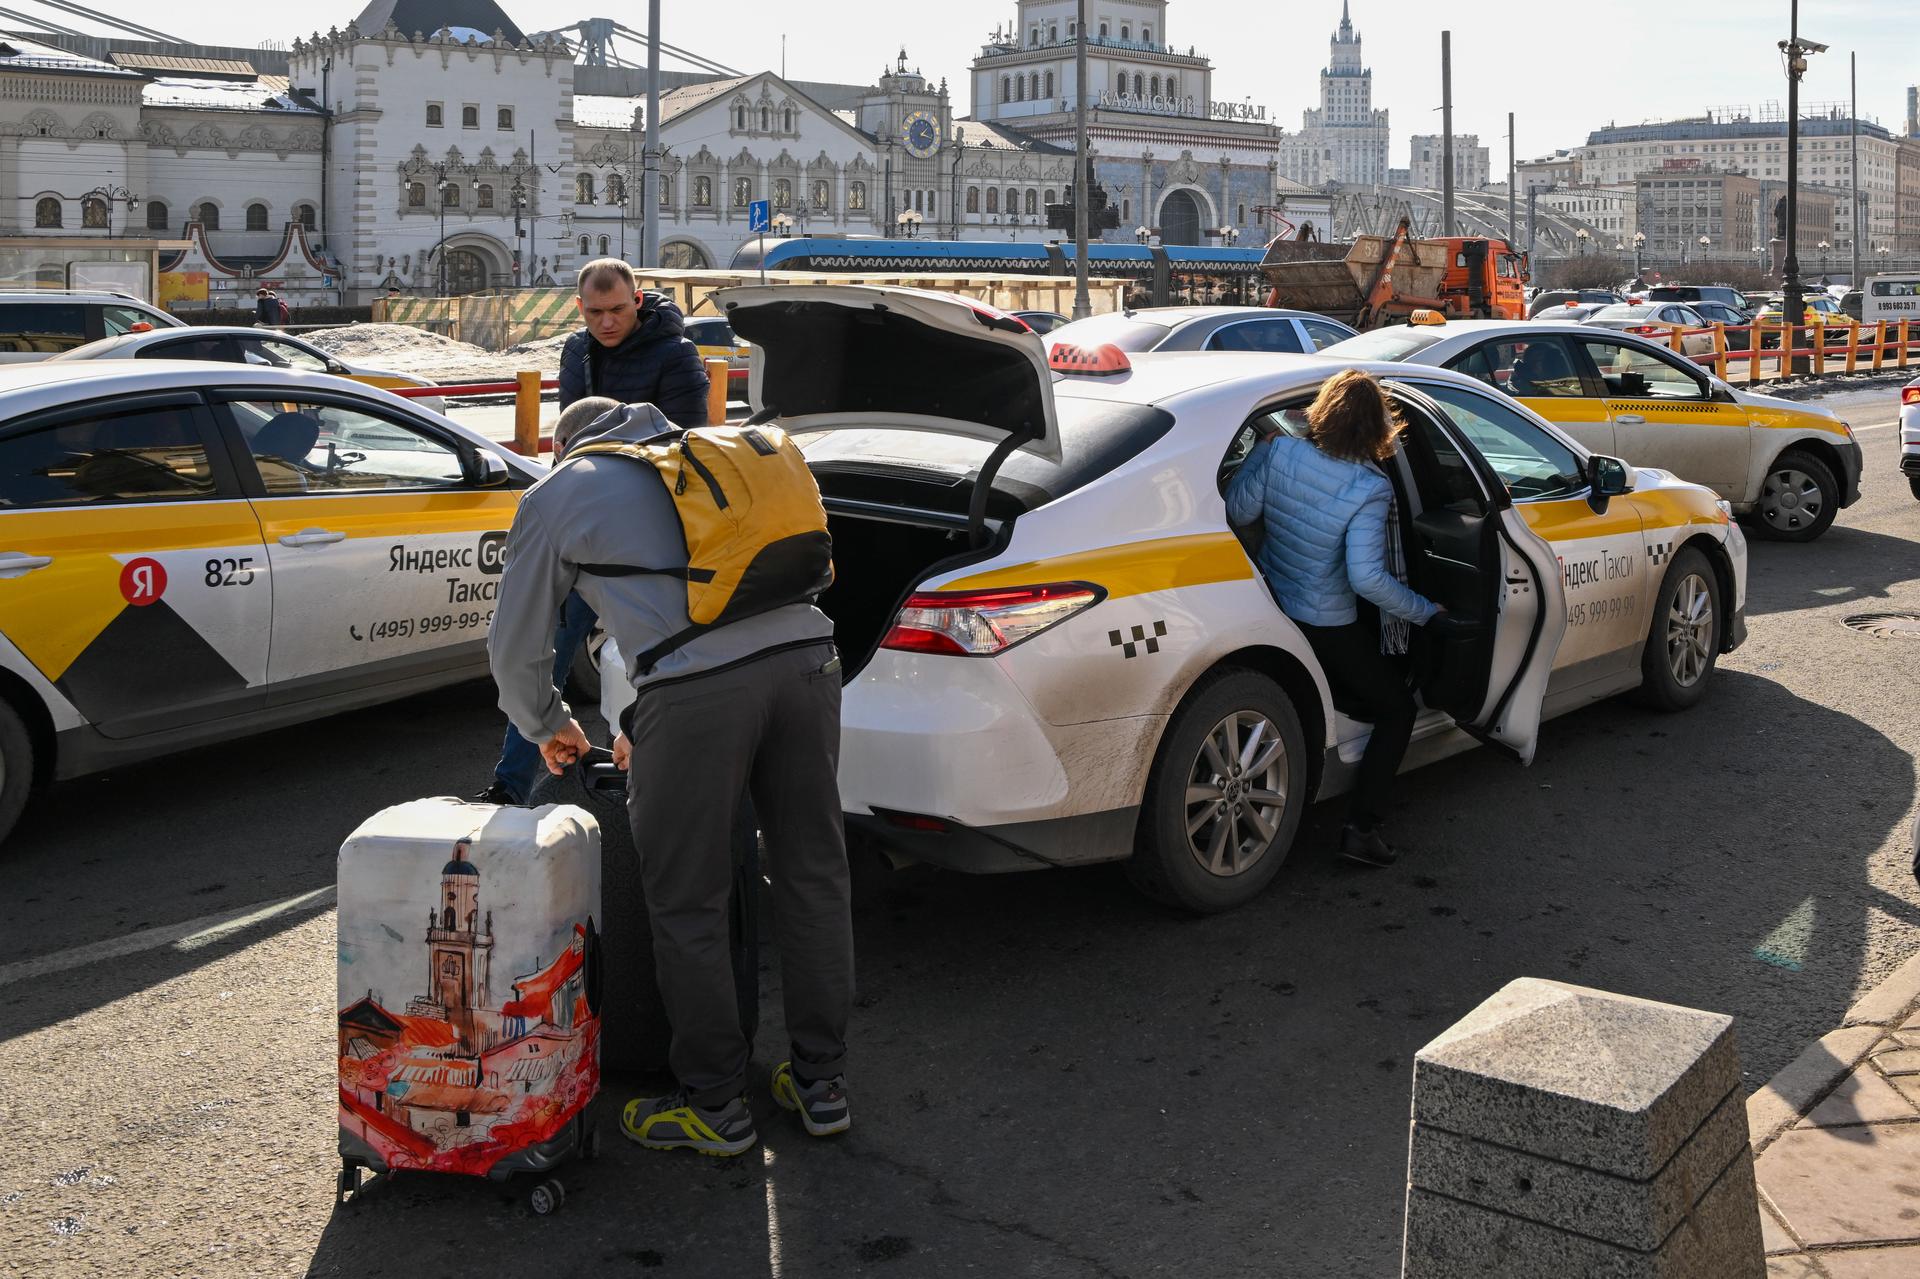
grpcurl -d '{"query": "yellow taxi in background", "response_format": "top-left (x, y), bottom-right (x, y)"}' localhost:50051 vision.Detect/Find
top-left (49, 327), bottom-right (448, 411)
top-left (0, 361), bottom-right (541, 843)
top-left (1326, 318), bottom-right (1863, 541)
top-left (684, 315), bottom-right (749, 401)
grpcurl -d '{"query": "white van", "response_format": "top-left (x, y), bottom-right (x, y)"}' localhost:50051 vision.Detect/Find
top-left (1861, 274), bottom-right (1920, 326)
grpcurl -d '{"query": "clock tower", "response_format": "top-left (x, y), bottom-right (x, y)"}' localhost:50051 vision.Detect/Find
top-left (855, 48), bottom-right (950, 154)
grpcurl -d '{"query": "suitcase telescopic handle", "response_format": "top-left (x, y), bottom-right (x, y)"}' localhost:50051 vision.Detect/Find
top-left (582, 915), bottom-right (604, 1016)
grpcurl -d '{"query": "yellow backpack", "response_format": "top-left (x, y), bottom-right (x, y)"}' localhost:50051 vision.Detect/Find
top-left (568, 425), bottom-right (834, 670)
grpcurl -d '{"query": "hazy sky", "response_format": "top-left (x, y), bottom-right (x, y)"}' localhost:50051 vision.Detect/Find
top-left (34, 1), bottom-right (1920, 163)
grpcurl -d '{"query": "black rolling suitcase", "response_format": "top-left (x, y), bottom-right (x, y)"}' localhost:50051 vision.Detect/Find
top-left (527, 748), bottom-right (759, 1076)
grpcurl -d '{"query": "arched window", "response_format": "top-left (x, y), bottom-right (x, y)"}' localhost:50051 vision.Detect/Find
top-left (1048, 24), bottom-right (1056, 41)
top-left (1099, 22), bottom-right (1109, 37)
top-left (1167, 76), bottom-right (1178, 98)
top-left (1030, 73), bottom-right (1040, 100)
top-left (927, 190), bottom-right (936, 217)
top-left (694, 175), bottom-right (712, 206)
top-left (1045, 188), bottom-right (1057, 204)
top-left (82, 197), bottom-right (108, 229)
top-left (773, 178), bottom-right (792, 208)
top-left (966, 186), bottom-right (979, 213)
top-left (294, 203), bottom-right (315, 229)
top-left (461, 105), bottom-right (477, 128)
top-left (1122, 198), bottom-right (1131, 221)
top-left (469, 184), bottom-right (489, 210)
top-left (1133, 74), bottom-right (1144, 98)
top-left (597, 235), bottom-right (609, 254)
top-left (443, 907), bottom-right (455, 930)
top-left (146, 200), bottom-right (168, 231)
top-left (606, 174), bottom-right (625, 203)
top-left (426, 103), bottom-right (442, 127)
top-left (1116, 71), bottom-right (1127, 95)
top-left (1024, 190), bottom-right (1036, 215)
top-left (245, 202), bottom-right (268, 231)
top-left (196, 201), bottom-right (220, 229)
top-left (1121, 24), bottom-right (1131, 40)
top-left (1002, 76), bottom-right (1011, 104)
top-left (848, 181), bottom-right (866, 210)
top-left (660, 176), bottom-right (671, 205)
top-left (986, 187), bottom-right (999, 214)
top-left (811, 179), bottom-right (829, 210)
top-left (1143, 26), bottom-right (1152, 44)
top-left (735, 105), bottom-right (746, 130)
top-left (34, 197), bottom-right (62, 229)
top-left (442, 182), bottom-right (459, 208)
top-left (1014, 77), bottom-right (1024, 102)
top-left (783, 107), bottom-right (793, 131)
top-left (1237, 203), bottom-right (1246, 224)
top-left (760, 105), bottom-right (769, 130)
top-left (1045, 71), bottom-right (1054, 98)
top-left (1005, 188), bottom-right (1019, 215)
top-left (576, 173), bottom-right (595, 204)
top-left (732, 177), bottom-right (752, 207)
top-left (408, 182), bottom-right (426, 207)
top-left (577, 235), bottom-right (589, 256)
top-left (1150, 76), bottom-right (1160, 98)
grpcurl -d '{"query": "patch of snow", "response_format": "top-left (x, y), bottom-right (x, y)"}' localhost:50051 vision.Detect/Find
top-left (308, 324), bottom-right (566, 382)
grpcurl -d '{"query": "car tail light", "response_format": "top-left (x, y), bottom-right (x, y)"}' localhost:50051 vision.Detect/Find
top-left (1048, 342), bottom-right (1132, 375)
top-left (872, 808), bottom-right (954, 834)
top-left (1626, 324), bottom-right (1663, 335)
top-left (880, 582), bottom-right (1104, 656)
top-left (1903, 386), bottom-right (1920, 406)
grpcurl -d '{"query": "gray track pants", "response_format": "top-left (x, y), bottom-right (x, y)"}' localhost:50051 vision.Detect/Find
top-left (625, 640), bottom-right (851, 1107)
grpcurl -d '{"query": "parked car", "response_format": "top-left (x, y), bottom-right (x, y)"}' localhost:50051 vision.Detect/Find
top-left (1900, 375), bottom-right (1919, 500)
top-left (1322, 317), bottom-right (1863, 541)
top-left (1688, 300), bottom-right (1756, 350)
top-left (1530, 301), bottom-right (1613, 324)
top-left (683, 315), bottom-right (750, 399)
top-left (1752, 293), bottom-right (1850, 346)
top-left (1043, 306), bottom-right (1359, 355)
top-left (0, 290), bottom-right (184, 363)
top-left (1837, 290), bottom-right (1863, 321)
top-left (1645, 285), bottom-right (1751, 310)
top-left (1012, 310), bottom-right (1072, 334)
top-left (1526, 289), bottom-right (1624, 318)
top-left (1580, 302), bottom-right (1716, 356)
top-left (49, 326), bottom-right (447, 411)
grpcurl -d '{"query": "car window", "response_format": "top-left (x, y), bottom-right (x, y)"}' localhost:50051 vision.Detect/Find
top-left (1044, 313), bottom-right (1175, 352)
top-left (1416, 383), bottom-right (1587, 502)
top-left (1388, 395), bottom-right (1487, 516)
top-left (1448, 336), bottom-right (1589, 398)
top-left (0, 302), bottom-right (88, 354)
top-left (684, 319), bottom-right (738, 346)
top-left (100, 304), bottom-right (160, 336)
top-left (1204, 320), bottom-right (1303, 353)
top-left (141, 335), bottom-right (241, 362)
top-left (240, 338), bottom-right (330, 372)
top-left (1300, 318), bottom-right (1354, 351)
top-left (1320, 326), bottom-right (1449, 361)
top-left (224, 399), bottom-right (466, 495)
top-left (1575, 338), bottom-right (1706, 401)
top-left (0, 405), bottom-right (217, 507)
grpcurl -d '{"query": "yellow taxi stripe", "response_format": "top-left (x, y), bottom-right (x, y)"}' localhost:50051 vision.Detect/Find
top-left (249, 493), bottom-right (517, 539)
top-left (940, 531), bottom-right (1254, 600)
top-left (1517, 497), bottom-right (1641, 539)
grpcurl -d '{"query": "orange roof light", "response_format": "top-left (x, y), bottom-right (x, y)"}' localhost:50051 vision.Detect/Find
top-left (1047, 341), bottom-right (1132, 376)
top-left (1408, 309), bottom-right (1447, 326)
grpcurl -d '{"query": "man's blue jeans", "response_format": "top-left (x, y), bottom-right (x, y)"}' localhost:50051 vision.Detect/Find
top-left (494, 591), bottom-right (599, 803)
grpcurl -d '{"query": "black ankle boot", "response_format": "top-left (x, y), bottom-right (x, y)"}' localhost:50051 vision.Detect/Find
top-left (1339, 824), bottom-right (1398, 867)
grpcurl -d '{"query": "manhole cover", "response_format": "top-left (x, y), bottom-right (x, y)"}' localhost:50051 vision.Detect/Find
top-left (1842, 612), bottom-right (1920, 639)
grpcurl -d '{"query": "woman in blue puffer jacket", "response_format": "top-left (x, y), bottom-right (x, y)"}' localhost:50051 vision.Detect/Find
top-left (1226, 369), bottom-right (1450, 867)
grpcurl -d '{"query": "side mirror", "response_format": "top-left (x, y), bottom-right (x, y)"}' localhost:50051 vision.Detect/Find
top-left (1588, 454), bottom-right (1635, 508)
top-left (463, 448), bottom-right (511, 489)
top-left (326, 360), bottom-right (349, 375)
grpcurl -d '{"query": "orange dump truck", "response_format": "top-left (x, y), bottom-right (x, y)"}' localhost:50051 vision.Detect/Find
top-left (1262, 218), bottom-right (1528, 329)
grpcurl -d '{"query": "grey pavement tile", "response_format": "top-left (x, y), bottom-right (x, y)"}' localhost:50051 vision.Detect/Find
top-left (1871, 1048), bottom-right (1920, 1076)
top-left (1761, 1198), bottom-right (1803, 1254)
top-left (1888, 1076), bottom-right (1920, 1111)
top-left (1755, 1123), bottom-right (1920, 1247)
top-left (1797, 1065), bottom-right (1920, 1128)
top-left (1814, 1243), bottom-right (1920, 1278)
top-left (1765, 1257), bottom-right (1825, 1279)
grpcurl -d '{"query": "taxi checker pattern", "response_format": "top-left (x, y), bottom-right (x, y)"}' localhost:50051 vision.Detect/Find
top-left (1110, 620), bottom-right (1168, 659)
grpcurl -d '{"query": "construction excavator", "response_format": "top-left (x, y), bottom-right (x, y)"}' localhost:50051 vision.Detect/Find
top-left (1261, 218), bottom-right (1529, 329)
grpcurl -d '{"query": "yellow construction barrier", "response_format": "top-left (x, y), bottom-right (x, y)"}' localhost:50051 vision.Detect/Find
top-left (704, 356), bottom-right (729, 424)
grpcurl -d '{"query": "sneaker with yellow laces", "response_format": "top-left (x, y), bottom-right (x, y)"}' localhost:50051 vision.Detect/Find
top-left (620, 1090), bottom-right (758, 1156)
top-left (771, 1061), bottom-right (850, 1137)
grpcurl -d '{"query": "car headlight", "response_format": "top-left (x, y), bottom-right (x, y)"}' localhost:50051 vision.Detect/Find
top-left (1714, 499), bottom-right (1733, 524)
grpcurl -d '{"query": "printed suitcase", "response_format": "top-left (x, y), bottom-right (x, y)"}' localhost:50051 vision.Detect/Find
top-left (336, 798), bottom-right (602, 1214)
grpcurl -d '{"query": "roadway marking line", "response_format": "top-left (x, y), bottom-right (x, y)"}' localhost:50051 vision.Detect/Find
top-left (0, 886), bottom-right (336, 989)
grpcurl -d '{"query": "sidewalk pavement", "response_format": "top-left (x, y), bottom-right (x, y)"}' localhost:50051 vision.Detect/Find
top-left (1747, 949), bottom-right (1920, 1277)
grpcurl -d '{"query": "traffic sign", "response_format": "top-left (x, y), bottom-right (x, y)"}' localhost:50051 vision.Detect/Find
top-left (748, 200), bottom-right (771, 234)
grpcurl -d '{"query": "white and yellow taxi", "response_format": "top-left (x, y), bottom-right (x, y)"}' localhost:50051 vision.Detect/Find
top-left (49, 326), bottom-right (448, 411)
top-left (722, 285), bottom-right (1749, 913)
top-left (0, 361), bottom-right (539, 842)
top-left (1327, 317), bottom-right (1863, 542)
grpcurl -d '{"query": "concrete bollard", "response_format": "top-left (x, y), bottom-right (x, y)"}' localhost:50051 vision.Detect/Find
top-left (1402, 978), bottom-right (1764, 1278)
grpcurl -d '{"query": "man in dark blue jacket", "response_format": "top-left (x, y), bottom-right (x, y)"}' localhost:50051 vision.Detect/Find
top-left (557, 258), bottom-right (709, 424)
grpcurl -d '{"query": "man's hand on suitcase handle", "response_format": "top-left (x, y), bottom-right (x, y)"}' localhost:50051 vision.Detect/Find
top-left (611, 733), bottom-right (631, 772)
top-left (540, 719), bottom-right (592, 775)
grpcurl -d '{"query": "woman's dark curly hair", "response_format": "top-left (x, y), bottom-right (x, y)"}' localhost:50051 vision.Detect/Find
top-left (1305, 368), bottom-right (1402, 463)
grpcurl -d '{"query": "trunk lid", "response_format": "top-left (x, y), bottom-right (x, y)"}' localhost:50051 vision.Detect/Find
top-left (718, 285), bottom-right (1061, 461)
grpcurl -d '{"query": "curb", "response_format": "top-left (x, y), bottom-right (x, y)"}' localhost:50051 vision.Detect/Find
top-left (1745, 948), bottom-right (1920, 1155)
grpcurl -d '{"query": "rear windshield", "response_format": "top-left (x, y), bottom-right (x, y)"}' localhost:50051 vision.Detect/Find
top-left (800, 399), bottom-right (1175, 518)
top-left (1319, 326), bottom-right (1449, 361)
top-left (684, 318), bottom-right (738, 345)
top-left (1043, 313), bottom-right (1175, 352)
top-left (1590, 304), bottom-right (1659, 320)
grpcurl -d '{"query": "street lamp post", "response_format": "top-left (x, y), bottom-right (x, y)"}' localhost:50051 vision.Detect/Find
top-left (1818, 239), bottom-right (1830, 279)
top-left (772, 212), bottom-right (795, 239)
top-left (1135, 225), bottom-right (1151, 244)
top-left (1698, 234), bottom-right (1711, 269)
top-left (896, 209), bottom-right (923, 239)
top-left (1576, 227), bottom-right (1590, 260)
top-left (1217, 225), bottom-right (1239, 246)
top-left (1778, 0), bottom-right (1825, 361)
top-left (403, 157), bottom-right (474, 302)
top-left (1632, 230), bottom-right (1646, 280)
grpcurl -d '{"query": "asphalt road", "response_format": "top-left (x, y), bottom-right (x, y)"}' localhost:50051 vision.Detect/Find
top-left (2, 388), bottom-right (1916, 1278)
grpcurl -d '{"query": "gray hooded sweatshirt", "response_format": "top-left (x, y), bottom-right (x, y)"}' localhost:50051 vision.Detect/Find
top-left (488, 403), bottom-right (834, 744)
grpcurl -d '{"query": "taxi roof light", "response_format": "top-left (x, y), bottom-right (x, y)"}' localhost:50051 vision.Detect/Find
top-left (1047, 342), bottom-right (1132, 376)
top-left (1407, 309), bottom-right (1447, 326)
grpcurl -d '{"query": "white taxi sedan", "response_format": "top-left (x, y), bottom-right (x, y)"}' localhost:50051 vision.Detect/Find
top-left (722, 285), bottom-right (1748, 913)
top-left (1901, 375), bottom-right (1919, 500)
top-left (0, 361), bottom-right (539, 842)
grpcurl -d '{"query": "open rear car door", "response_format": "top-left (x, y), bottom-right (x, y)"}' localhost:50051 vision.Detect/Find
top-left (1386, 384), bottom-right (1569, 764)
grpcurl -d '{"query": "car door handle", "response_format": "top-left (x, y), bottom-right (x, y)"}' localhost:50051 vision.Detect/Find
top-left (278, 528), bottom-right (346, 548)
top-left (1614, 414), bottom-right (1645, 424)
top-left (0, 552), bottom-right (52, 578)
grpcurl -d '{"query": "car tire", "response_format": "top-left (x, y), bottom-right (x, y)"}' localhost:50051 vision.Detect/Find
top-left (1748, 449), bottom-right (1839, 542)
top-left (0, 697), bottom-right (36, 847)
top-left (1908, 475), bottom-right (1920, 502)
top-left (1128, 668), bottom-right (1307, 914)
top-left (566, 628), bottom-right (605, 707)
top-left (1632, 546), bottom-right (1721, 712)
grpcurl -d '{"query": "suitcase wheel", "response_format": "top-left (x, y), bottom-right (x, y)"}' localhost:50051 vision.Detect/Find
top-left (529, 1178), bottom-right (566, 1216)
top-left (336, 1163), bottom-right (362, 1206)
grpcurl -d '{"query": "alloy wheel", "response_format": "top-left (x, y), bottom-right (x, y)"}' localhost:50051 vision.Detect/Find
top-left (1758, 467), bottom-right (1824, 534)
top-left (1183, 710), bottom-right (1290, 878)
top-left (1666, 572), bottom-right (1715, 687)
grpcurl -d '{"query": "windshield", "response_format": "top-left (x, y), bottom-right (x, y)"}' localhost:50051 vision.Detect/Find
top-left (1320, 326), bottom-right (1450, 361)
top-left (1043, 313), bottom-right (1176, 352)
top-left (1590, 304), bottom-right (1660, 321)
